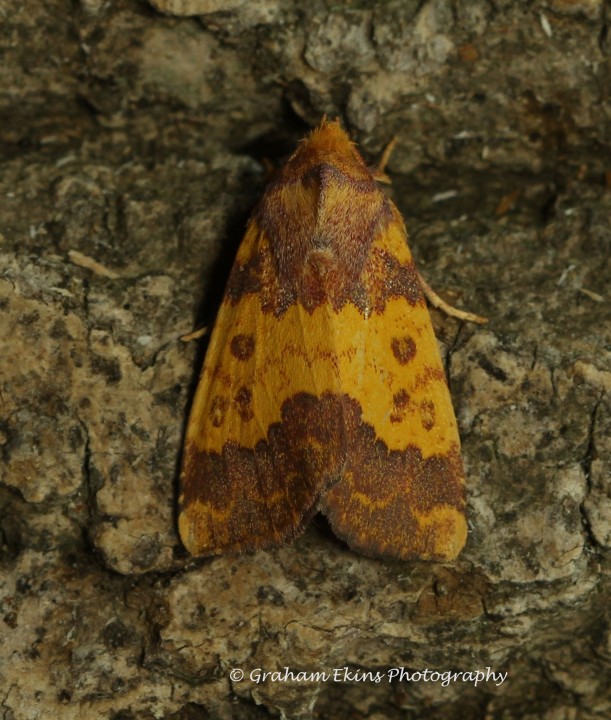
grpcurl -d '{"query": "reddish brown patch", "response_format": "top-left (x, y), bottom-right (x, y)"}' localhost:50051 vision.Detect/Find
top-left (234, 386), bottom-right (254, 421)
top-left (209, 395), bottom-right (229, 428)
top-left (180, 391), bottom-right (464, 559)
top-left (223, 124), bottom-right (422, 319)
top-left (260, 162), bottom-right (392, 314)
top-left (321, 397), bottom-right (464, 560)
top-left (230, 334), bottom-right (255, 361)
top-left (419, 399), bottom-right (436, 431)
top-left (393, 389), bottom-right (411, 409)
top-left (390, 389), bottom-right (411, 423)
top-left (225, 248), bottom-right (265, 301)
top-left (364, 250), bottom-right (422, 313)
top-left (391, 336), bottom-right (417, 365)
top-left (180, 393), bottom-right (350, 552)
top-left (415, 366), bottom-right (447, 389)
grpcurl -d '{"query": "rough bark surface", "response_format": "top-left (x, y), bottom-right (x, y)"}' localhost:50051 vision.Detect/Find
top-left (0, 1), bottom-right (610, 719)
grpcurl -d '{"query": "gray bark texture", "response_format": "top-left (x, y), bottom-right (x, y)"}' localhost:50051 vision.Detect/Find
top-left (1, 0), bottom-right (610, 718)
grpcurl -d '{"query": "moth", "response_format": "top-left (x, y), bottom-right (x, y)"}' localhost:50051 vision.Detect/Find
top-left (179, 119), bottom-right (477, 561)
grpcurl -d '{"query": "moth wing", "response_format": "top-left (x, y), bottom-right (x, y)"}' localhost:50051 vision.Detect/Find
top-left (179, 222), bottom-right (345, 556)
top-left (319, 210), bottom-right (467, 561)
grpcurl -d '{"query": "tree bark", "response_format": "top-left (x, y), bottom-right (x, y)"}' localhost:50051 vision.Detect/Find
top-left (0, 1), bottom-right (609, 718)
